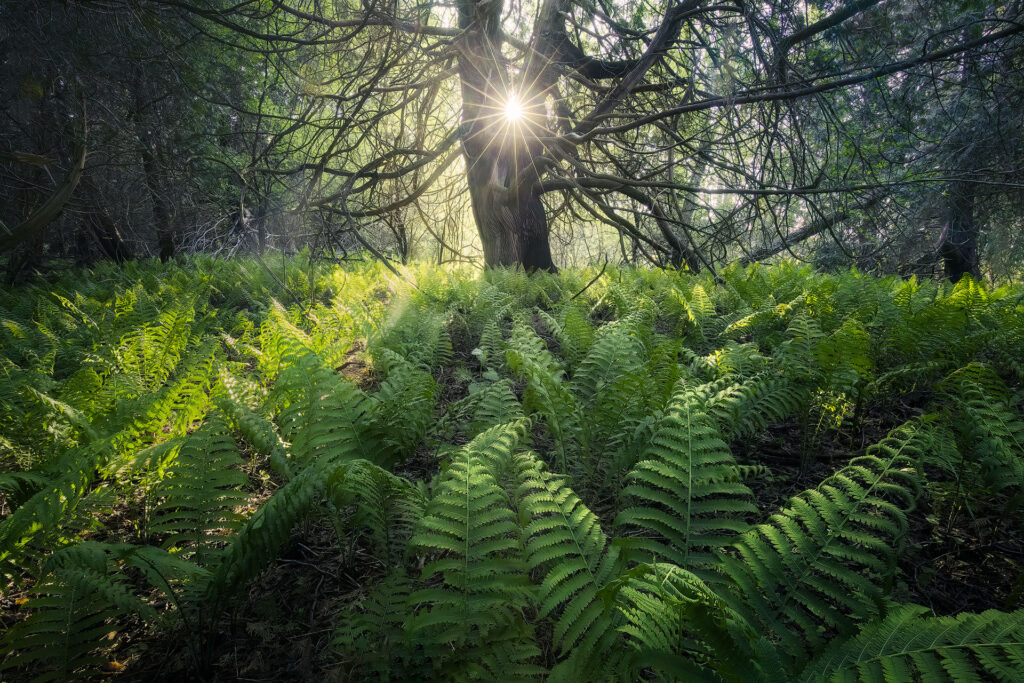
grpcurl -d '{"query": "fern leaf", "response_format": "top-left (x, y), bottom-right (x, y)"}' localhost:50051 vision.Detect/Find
top-left (717, 420), bottom-right (926, 667)
top-left (408, 422), bottom-right (543, 679)
top-left (615, 383), bottom-right (756, 580)
top-left (800, 605), bottom-right (1024, 682)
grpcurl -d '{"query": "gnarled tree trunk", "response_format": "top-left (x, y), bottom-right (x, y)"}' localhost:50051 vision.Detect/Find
top-left (456, 0), bottom-right (555, 271)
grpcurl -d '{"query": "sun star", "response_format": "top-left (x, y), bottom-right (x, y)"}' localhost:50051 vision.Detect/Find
top-left (504, 95), bottom-right (523, 123)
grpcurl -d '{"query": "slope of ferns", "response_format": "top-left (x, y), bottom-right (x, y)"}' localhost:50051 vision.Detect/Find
top-left (1, 255), bottom-right (1024, 680)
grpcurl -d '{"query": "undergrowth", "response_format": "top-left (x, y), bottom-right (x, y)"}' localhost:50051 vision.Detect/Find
top-left (1, 255), bottom-right (1023, 681)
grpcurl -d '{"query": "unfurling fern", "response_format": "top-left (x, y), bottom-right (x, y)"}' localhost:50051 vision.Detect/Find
top-left (717, 420), bottom-right (927, 666)
top-left (799, 604), bottom-right (1024, 682)
top-left (407, 422), bottom-right (544, 679)
top-left (615, 383), bottom-right (756, 581)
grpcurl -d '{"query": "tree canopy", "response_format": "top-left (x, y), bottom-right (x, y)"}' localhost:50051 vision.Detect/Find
top-left (2, 1), bottom-right (1023, 278)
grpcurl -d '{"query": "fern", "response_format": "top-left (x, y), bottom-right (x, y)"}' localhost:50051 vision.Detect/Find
top-left (0, 543), bottom-right (158, 682)
top-left (717, 420), bottom-right (927, 666)
top-left (217, 397), bottom-right (294, 479)
top-left (467, 378), bottom-right (524, 437)
top-left (327, 460), bottom-right (424, 565)
top-left (615, 383), bottom-right (756, 580)
top-left (0, 445), bottom-right (99, 582)
top-left (146, 414), bottom-right (248, 563)
top-left (942, 363), bottom-right (1024, 491)
top-left (365, 349), bottom-right (436, 463)
top-left (331, 569), bottom-right (416, 680)
top-left (198, 459), bottom-right (327, 605)
top-left (505, 323), bottom-right (576, 469)
top-left (614, 562), bottom-right (777, 683)
top-left (407, 421), bottom-right (544, 679)
top-left (512, 450), bottom-right (626, 673)
top-left (272, 353), bottom-right (371, 466)
top-left (799, 604), bottom-right (1024, 681)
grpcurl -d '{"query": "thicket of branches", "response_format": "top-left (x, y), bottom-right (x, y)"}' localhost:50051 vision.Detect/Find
top-left (2, 1), bottom-right (1024, 278)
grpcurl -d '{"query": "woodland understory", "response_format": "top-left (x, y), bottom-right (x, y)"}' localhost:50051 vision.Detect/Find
top-left (1, 256), bottom-right (1023, 681)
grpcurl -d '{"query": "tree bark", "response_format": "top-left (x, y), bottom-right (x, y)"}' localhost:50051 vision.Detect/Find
top-left (0, 124), bottom-right (87, 254)
top-left (456, 0), bottom-right (555, 271)
top-left (939, 180), bottom-right (979, 281)
top-left (133, 83), bottom-right (176, 261)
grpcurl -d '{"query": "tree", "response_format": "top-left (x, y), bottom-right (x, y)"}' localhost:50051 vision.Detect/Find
top-left (149, 0), bottom-right (1023, 273)
top-left (0, 1), bottom-right (265, 273)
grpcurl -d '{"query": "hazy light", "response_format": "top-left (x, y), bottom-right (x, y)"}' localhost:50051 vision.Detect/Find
top-left (504, 95), bottom-right (523, 123)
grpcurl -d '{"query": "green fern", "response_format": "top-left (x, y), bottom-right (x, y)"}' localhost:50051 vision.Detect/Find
top-left (615, 383), bottom-right (756, 580)
top-left (146, 414), bottom-right (248, 563)
top-left (799, 604), bottom-right (1024, 681)
top-left (407, 421), bottom-right (544, 679)
top-left (331, 569), bottom-right (416, 680)
top-left (365, 349), bottom-right (436, 463)
top-left (327, 460), bottom-right (424, 565)
top-left (716, 420), bottom-right (927, 666)
top-left (467, 378), bottom-right (524, 437)
top-left (513, 449), bottom-right (626, 673)
top-left (0, 543), bottom-right (158, 682)
top-left (615, 562), bottom-right (778, 683)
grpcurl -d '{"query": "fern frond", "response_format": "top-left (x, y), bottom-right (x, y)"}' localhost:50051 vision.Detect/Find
top-left (0, 446), bottom-right (99, 582)
top-left (328, 461), bottom-right (424, 565)
top-left (217, 397), bottom-right (294, 479)
top-left (331, 569), bottom-right (416, 680)
top-left (615, 383), bottom-right (756, 580)
top-left (513, 450), bottom-right (625, 668)
top-left (407, 422), bottom-right (543, 679)
top-left (0, 543), bottom-right (157, 682)
top-left (467, 378), bottom-right (524, 437)
top-left (717, 420), bottom-right (927, 666)
top-left (147, 414), bottom-right (248, 563)
top-left (799, 604), bottom-right (1024, 682)
top-left (615, 562), bottom-right (771, 683)
top-left (365, 351), bottom-right (436, 463)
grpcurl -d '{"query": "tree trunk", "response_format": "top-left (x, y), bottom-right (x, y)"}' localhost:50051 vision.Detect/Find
top-left (466, 159), bottom-right (554, 270)
top-left (141, 142), bottom-right (175, 262)
top-left (133, 83), bottom-right (175, 261)
top-left (939, 180), bottom-right (979, 281)
top-left (456, 0), bottom-right (555, 271)
top-left (89, 207), bottom-right (133, 263)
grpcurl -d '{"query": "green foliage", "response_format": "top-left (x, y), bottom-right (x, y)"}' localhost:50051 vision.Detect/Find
top-left (718, 420), bottom-right (926, 667)
top-left (514, 449), bottom-right (625, 676)
top-left (615, 383), bottom-right (756, 580)
top-left (146, 413), bottom-right (248, 562)
top-left (800, 605), bottom-right (1024, 681)
top-left (2, 257), bottom-right (1023, 681)
top-left (407, 421), bottom-right (544, 679)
